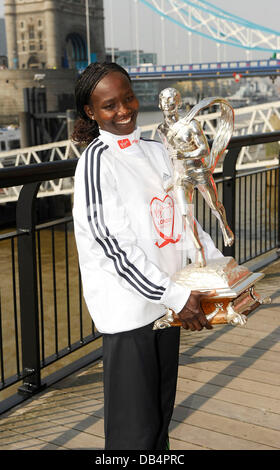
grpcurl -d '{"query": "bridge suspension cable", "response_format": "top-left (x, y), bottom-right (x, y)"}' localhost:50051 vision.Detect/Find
top-left (138, 0), bottom-right (280, 54)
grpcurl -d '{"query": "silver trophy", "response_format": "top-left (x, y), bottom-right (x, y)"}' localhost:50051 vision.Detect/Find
top-left (154, 88), bottom-right (270, 329)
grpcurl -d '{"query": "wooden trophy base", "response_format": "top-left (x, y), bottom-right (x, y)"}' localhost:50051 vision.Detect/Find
top-left (153, 257), bottom-right (271, 330)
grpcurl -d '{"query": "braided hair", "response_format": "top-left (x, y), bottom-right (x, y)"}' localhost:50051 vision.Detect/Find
top-left (71, 62), bottom-right (131, 146)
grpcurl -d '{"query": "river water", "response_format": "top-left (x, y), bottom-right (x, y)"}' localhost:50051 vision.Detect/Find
top-left (0, 224), bottom-right (102, 400)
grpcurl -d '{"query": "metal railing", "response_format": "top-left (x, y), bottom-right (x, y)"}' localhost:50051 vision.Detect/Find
top-left (1, 101), bottom-right (280, 204)
top-left (140, 102), bottom-right (280, 167)
top-left (0, 131), bottom-right (279, 413)
top-left (0, 160), bottom-right (102, 413)
top-left (1, 218), bottom-right (101, 393)
top-left (126, 59), bottom-right (280, 80)
top-left (0, 140), bottom-right (80, 203)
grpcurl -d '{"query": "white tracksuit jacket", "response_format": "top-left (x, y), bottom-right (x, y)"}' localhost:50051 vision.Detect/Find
top-left (73, 127), bottom-right (222, 334)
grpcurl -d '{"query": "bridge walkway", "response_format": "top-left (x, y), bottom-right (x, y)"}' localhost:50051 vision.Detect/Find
top-left (0, 259), bottom-right (279, 450)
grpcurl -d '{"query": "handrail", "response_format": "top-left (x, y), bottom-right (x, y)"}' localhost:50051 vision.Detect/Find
top-left (0, 158), bottom-right (78, 188)
top-left (1, 131), bottom-right (280, 188)
top-left (226, 130), bottom-right (280, 147)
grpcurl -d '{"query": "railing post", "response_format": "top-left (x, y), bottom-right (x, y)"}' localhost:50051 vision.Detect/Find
top-left (16, 182), bottom-right (46, 396)
top-left (18, 111), bottom-right (33, 148)
top-left (222, 146), bottom-right (241, 258)
top-left (277, 151), bottom-right (280, 255)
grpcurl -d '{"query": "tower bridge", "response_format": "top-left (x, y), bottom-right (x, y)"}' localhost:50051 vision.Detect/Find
top-left (4, 0), bottom-right (105, 70)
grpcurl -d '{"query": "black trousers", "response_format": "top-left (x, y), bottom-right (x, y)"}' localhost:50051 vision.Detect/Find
top-left (102, 322), bottom-right (180, 450)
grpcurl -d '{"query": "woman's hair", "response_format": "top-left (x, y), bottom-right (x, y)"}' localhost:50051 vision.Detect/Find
top-left (71, 62), bottom-right (131, 146)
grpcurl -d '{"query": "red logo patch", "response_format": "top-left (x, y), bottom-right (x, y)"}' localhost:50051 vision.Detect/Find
top-left (118, 138), bottom-right (131, 149)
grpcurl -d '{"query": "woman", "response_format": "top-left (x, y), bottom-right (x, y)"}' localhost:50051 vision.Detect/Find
top-left (72, 62), bottom-right (221, 450)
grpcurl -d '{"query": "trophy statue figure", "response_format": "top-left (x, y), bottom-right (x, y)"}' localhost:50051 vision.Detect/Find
top-left (157, 88), bottom-right (234, 267)
top-left (153, 88), bottom-right (271, 330)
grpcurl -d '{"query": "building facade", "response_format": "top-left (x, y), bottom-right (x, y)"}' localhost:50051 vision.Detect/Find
top-left (4, 0), bottom-right (105, 70)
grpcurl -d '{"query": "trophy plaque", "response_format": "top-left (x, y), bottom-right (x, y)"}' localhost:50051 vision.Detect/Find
top-left (154, 89), bottom-right (271, 330)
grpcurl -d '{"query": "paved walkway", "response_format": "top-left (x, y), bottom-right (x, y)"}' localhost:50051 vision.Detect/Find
top-left (0, 260), bottom-right (279, 450)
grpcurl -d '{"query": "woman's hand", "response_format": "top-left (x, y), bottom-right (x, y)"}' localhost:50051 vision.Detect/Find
top-left (178, 290), bottom-right (216, 331)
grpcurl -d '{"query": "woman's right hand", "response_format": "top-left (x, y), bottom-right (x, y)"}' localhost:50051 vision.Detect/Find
top-left (177, 290), bottom-right (216, 331)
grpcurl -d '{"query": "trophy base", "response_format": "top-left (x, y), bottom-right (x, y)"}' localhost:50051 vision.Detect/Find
top-left (153, 257), bottom-right (271, 330)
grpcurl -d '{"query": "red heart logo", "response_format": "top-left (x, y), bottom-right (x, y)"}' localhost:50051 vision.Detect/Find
top-left (150, 195), bottom-right (181, 248)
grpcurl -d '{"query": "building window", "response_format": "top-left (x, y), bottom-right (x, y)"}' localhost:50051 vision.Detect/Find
top-left (29, 44), bottom-right (36, 51)
top-left (21, 33), bottom-right (25, 40)
top-left (39, 43), bottom-right (43, 50)
top-left (38, 19), bottom-right (42, 27)
top-left (29, 26), bottom-right (35, 40)
top-left (20, 21), bottom-right (25, 29)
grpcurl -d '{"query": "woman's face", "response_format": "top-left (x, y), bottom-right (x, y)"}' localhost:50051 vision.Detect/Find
top-left (84, 71), bottom-right (139, 136)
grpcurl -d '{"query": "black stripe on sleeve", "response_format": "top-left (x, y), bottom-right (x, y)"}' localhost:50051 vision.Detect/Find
top-left (84, 140), bottom-right (166, 300)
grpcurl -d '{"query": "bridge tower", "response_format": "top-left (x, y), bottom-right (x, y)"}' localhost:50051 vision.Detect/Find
top-left (4, 0), bottom-right (105, 70)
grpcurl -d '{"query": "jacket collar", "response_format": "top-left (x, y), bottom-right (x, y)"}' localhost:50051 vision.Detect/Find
top-left (99, 127), bottom-right (142, 152)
